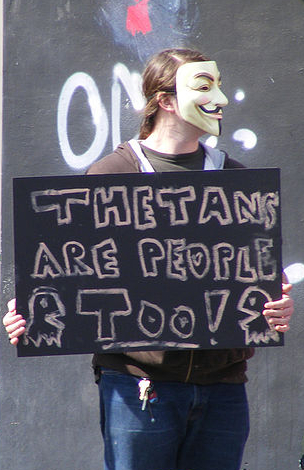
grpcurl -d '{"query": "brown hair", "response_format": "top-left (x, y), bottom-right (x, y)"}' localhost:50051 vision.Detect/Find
top-left (138, 48), bottom-right (210, 139)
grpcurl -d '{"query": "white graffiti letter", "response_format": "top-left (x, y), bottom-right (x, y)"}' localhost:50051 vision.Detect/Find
top-left (198, 187), bottom-right (233, 225)
top-left (186, 243), bottom-right (211, 279)
top-left (156, 186), bottom-right (196, 226)
top-left (62, 241), bottom-right (94, 276)
top-left (234, 191), bottom-right (263, 225)
top-left (137, 300), bottom-right (165, 338)
top-left (165, 238), bottom-right (187, 281)
top-left (255, 238), bottom-right (277, 281)
top-left (112, 63), bottom-right (145, 149)
top-left (133, 186), bottom-right (156, 230)
top-left (212, 243), bottom-right (235, 281)
top-left (261, 192), bottom-right (279, 230)
top-left (76, 288), bottom-right (132, 341)
top-left (31, 242), bottom-right (64, 279)
top-left (57, 72), bottom-right (108, 169)
top-left (91, 238), bottom-right (120, 278)
top-left (138, 238), bottom-right (165, 277)
top-left (170, 305), bottom-right (195, 339)
top-left (204, 289), bottom-right (230, 333)
top-left (235, 246), bottom-right (258, 283)
top-left (31, 188), bottom-right (90, 225)
top-left (94, 186), bottom-right (131, 228)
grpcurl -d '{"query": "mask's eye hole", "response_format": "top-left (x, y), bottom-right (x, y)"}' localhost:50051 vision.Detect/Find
top-left (199, 84), bottom-right (211, 92)
top-left (190, 78), bottom-right (212, 92)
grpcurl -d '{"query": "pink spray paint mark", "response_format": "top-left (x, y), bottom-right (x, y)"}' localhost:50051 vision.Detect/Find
top-left (126, 0), bottom-right (152, 36)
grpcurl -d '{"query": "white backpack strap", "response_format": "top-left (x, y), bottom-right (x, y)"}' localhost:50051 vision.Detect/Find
top-left (202, 144), bottom-right (225, 170)
top-left (128, 139), bottom-right (155, 173)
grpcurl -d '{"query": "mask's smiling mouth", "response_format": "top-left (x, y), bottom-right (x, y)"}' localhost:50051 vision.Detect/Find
top-left (198, 105), bottom-right (223, 116)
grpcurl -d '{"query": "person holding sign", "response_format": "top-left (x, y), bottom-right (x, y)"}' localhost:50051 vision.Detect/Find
top-left (3, 48), bottom-right (294, 470)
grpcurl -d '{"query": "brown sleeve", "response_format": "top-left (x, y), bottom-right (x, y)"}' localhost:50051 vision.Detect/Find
top-left (86, 149), bottom-right (141, 175)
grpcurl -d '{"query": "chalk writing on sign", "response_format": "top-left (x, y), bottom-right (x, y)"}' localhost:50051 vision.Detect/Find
top-left (13, 169), bottom-right (283, 357)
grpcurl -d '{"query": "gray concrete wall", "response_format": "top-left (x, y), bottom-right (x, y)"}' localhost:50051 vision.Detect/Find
top-left (1, 1), bottom-right (304, 469)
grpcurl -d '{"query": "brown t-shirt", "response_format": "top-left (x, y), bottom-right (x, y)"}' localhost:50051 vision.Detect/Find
top-left (140, 142), bottom-right (206, 171)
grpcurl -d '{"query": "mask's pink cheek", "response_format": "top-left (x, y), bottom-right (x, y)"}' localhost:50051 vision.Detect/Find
top-left (195, 95), bottom-right (210, 106)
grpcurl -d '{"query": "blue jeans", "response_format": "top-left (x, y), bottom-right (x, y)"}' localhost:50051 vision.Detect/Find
top-left (98, 369), bottom-right (249, 470)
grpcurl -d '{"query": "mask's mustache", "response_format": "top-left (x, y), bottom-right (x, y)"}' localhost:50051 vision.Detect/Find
top-left (199, 106), bottom-right (222, 114)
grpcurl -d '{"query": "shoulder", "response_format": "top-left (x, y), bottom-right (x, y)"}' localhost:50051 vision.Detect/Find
top-left (223, 152), bottom-right (246, 169)
top-left (201, 143), bottom-right (245, 170)
top-left (86, 141), bottom-right (141, 175)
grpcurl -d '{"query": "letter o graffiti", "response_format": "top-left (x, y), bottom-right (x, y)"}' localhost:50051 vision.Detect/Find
top-left (57, 72), bottom-right (109, 170)
top-left (170, 305), bottom-right (195, 339)
top-left (137, 300), bottom-right (165, 338)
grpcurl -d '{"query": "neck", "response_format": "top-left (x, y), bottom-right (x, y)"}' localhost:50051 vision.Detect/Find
top-left (142, 112), bottom-right (205, 154)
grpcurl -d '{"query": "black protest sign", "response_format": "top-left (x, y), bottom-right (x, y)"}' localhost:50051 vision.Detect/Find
top-left (13, 169), bottom-right (283, 357)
